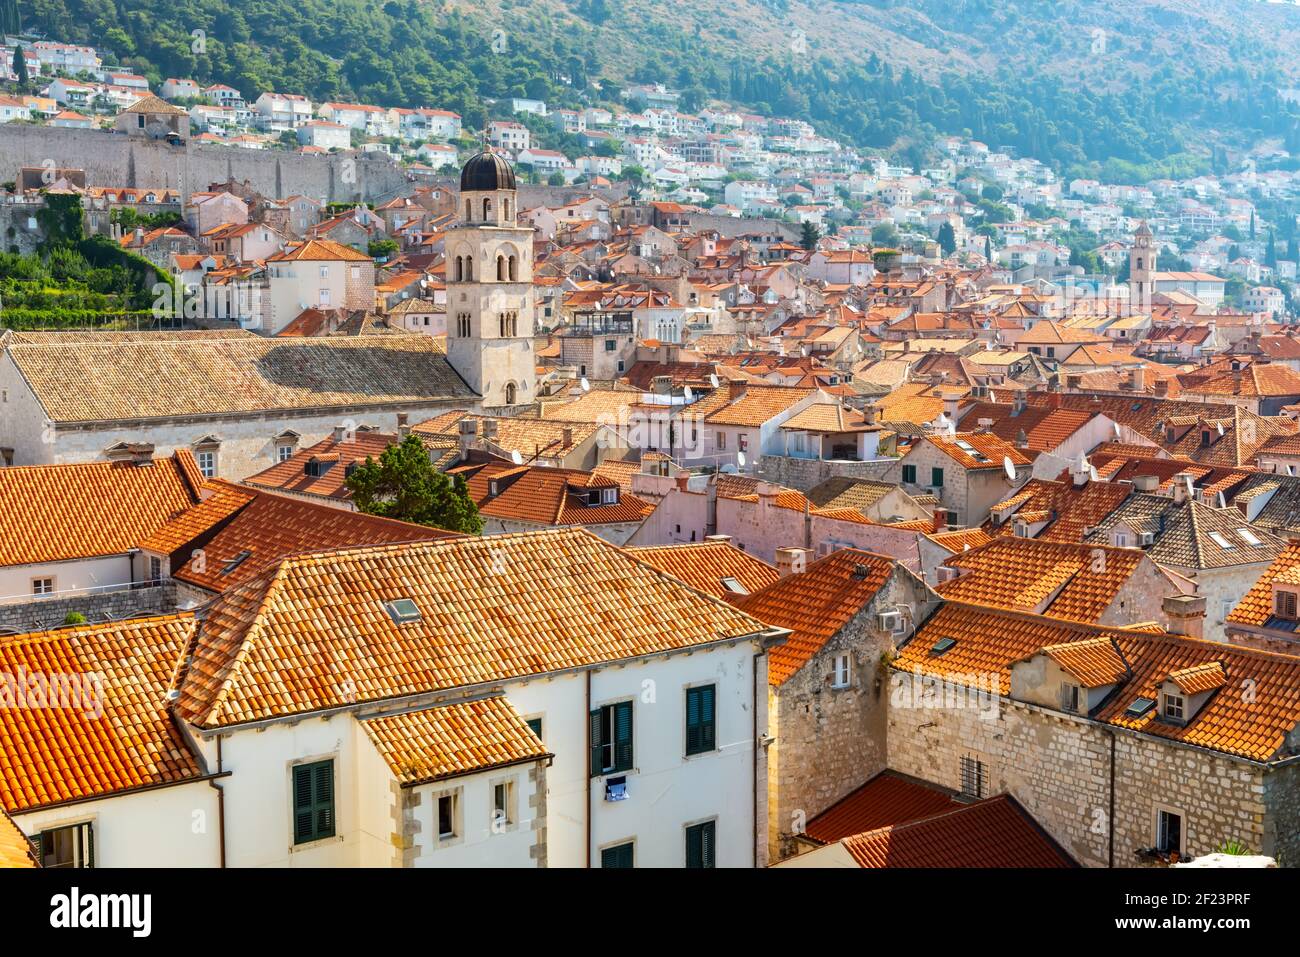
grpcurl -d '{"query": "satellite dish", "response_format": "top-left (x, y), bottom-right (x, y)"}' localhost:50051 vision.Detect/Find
top-left (1217, 422), bottom-right (1224, 436)
top-left (709, 374), bottom-right (720, 388)
top-left (510, 450), bottom-right (523, 465)
top-left (1003, 456), bottom-right (1016, 481)
top-left (580, 377), bottom-right (591, 392)
top-left (1113, 422), bottom-right (1121, 440)
top-left (737, 451), bottom-right (747, 468)
top-left (720, 463), bottom-right (739, 474)
top-left (1089, 466), bottom-right (1099, 482)
top-left (683, 385), bottom-right (694, 402)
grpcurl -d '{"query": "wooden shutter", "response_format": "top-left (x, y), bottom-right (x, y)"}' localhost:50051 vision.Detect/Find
top-left (613, 701), bottom-right (633, 771)
top-left (293, 764), bottom-right (315, 843)
top-left (601, 842), bottom-right (633, 868)
top-left (686, 685), bottom-right (716, 755)
top-left (313, 761), bottom-right (334, 839)
top-left (293, 760), bottom-right (335, 844)
top-left (84, 821), bottom-right (94, 869)
top-left (686, 821), bottom-right (715, 869)
top-left (589, 708), bottom-right (604, 777)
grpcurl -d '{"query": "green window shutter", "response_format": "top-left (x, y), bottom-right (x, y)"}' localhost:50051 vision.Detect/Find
top-left (589, 709), bottom-right (604, 777)
top-left (613, 701), bottom-right (633, 772)
top-left (931, 467), bottom-right (944, 488)
top-left (85, 822), bottom-right (94, 869)
top-left (293, 760), bottom-right (335, 844)
top-left (686, 685), bottom-right (716, 756)
top-left (902, 464), bottom-right (916, 484)
top-left (601, 842), bottom-right (634, 868)
top-left (686, 821), bottom-right (716, 868)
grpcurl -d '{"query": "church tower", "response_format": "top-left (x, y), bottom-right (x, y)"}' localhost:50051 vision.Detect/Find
top-left (1129, 221), bottom-right (1154, 314)
top-left (446, 150), bottom-right (535, 409)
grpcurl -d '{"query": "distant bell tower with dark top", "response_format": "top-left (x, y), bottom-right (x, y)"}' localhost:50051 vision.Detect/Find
top-left (1129, 221), bottom-right (1154, 314)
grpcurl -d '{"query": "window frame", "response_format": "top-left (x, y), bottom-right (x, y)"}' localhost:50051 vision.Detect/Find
top-left (830, 653), bottom-right (852, 690)
top-left (902, 463), bottom-right (917, 484)
top-left (685, 819), bottom-right (717, 869)
top-left (685, 684), bottom-right (717, 756)
top-left (590, 700), bottom-right (634, 776)
top-left (31, 576), bottom-right (55, 596)
top-left (290, 758), bottom-right (336, 846)
top-left (35, 820), bottom-right (94, 868)
top-left (1154, 806), bottom-right (1185, 856)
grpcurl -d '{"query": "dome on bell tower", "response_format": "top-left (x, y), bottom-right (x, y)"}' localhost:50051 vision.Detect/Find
top-left (460, 150), bottom-right (517, 192)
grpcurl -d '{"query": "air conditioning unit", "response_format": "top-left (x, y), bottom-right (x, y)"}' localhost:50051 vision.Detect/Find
top-left (878, 610), bottom-right (903, 633)
top-left (936, 566), bottom-right (959, 583)
top-left (1139, 531), bottom-right (1155, 546)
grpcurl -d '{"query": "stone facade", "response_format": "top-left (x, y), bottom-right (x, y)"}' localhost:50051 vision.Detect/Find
top-left (757, 454), bottom-right (895, 492)
top-left (886, 671), bottom-right (1298, 867)
top-left (768, 569), bottom-right (940, 860)
top-left (0, 581), bottom-right (180, 634)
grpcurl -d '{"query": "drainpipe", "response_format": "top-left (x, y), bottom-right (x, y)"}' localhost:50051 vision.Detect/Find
top-left (752, 649), bottom-right (761, 869)
top-left (1107, 728), bottom-right (1116, 868)
top-left (208, 735), bottom-right (227, 868)
top-left (585, 668), bottom-right (592, 870)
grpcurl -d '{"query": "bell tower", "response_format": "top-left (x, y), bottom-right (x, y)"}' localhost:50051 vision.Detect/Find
top-left (446, 150), bottom-right (535, 408)
top-left (1129, 221), bottom-right (1154, 315)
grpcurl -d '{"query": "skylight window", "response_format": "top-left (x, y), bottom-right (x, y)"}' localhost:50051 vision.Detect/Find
top-left (720, 577), bottom-right (748, 595)
top-left (1208, 531), bottom-right (1234, 550)
top-left (1124, 696), bottom-right (1157, 719)
top-left (384, 598), bottom-right (422, 624)
top-left (220, 550), bottom-right (252, 575)
top-left (1236, 528), bottom-right (1263, 547)
top-left (931, 636), bottom-right (957, 656)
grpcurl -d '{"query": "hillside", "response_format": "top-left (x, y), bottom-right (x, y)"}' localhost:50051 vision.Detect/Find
top-left (16, 0), bottom-right (1300, 174)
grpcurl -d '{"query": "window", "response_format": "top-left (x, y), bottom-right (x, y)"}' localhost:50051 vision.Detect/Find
top-left (1062, 684), bottom-right (1082, 713)
top-left (930, 467), bottom-right (944, 488)
top-left (1155, 808), bottom-right (1183, 855)
top-left (32, 577), bottom-right (54, 596)
top-left (525, 716), bottom-right (543, 741)
top-left (685, 820), bottom-right (716, 869)
top-left (437, 793), bottom-right (458, 839)
top-left (319, 265), bottom-right (329, 278)
top-left (716, 432), bottom-right (727, 451)
top-left (902, 464), bottom-right (917, 484)
top-left (292, 760), bottom-right (335, 845)
top-left (830, 654), bottom-right (851, 689)
top-left (491, 780), bottom-right (515, 827)
top-left (277, 444), bottom-right (295, 462)
top-left (1276, 589), bottom-right (1298, 620)
top-left (319, 288), bottom-right (331, 306)
top-left (505, 382), bottom-right (517, 405)
top-left (35, 822), bottom-right (93, 868)
top-left (590, 701), bottom-right (633, 776)
top-left (601, 841), bottom-right (634, 868)
top-left (1162, 692), bottom-right (1185, 722)
top-left (604, 338), bottom-right (617, 352)
top-left (685, 685), bottom-right (716, 756)
top-left (148, 556), bottom-right (162, 583)
top-left (196, 450), bottom-right (217, 478)
top-left (959, 755), bottom-right (987, 799)
top-left (383, 598), bottom-right (422, 624)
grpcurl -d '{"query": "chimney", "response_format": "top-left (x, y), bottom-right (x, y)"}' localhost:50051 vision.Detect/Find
top-left (457, 418), bottom-right (478, 459)
top-left (1072, 457), bottom-right (1090, 488)
top-left (1131, 365), bottom-right (1146, 393)
top-left (1133, 474), bottom-right (1159, 493)
top-left (129, 442), bottom-right (155, 466)
top-left (396, 412), bottom-right (410, 439)
top-left (1162, 594), bottom-right (1206, 640)
top-left (675, 473), bottom-right (691, 492)
top-left (561, 426), bottom-right (574, 447)
top-left (704, 534), bottom-right (732, 544)
top-left (332, 425), bottom-right (348, 442)
top-left (1012, 390), bottom-right (1027, 416)
top-left (1172, 472), bottom-right (1193, 505)
top-left (933, 508), bottom-right (948, 532)
top-left (943, 392), bottom-right (959, 422)
top-left (1016, 428), bottom-right (1029, 450)
top-left (864, 403), bottom-right (878, 426)
top-left (775, 546), bottom-right (811, 578)
top-left (1154, 378), bottom-right (1169, 398)
top-left (481, 418), bottom-right (499, 444)
top-left (756, 481), bottom-right (779, 507)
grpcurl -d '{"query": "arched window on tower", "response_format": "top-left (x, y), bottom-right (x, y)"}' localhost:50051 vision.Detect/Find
top-left (497, 255), bottom-right (506, 281)
top-left (505, 382), bottom-right (517, 405)
top-left (1136, 258), bottom-right (1144, 270)
top-left (508, 255), bottom-right (518, 281)
top-left (465, 199), bottom-right (472, 221)
top-left (483, 197), bottom-right (492, 220)
top-left (503, 199), bottom-right (511, 220)
top-left (452, 257), bottom-right (462, 282)
top-left (465, 256), bottom-right (474, 281)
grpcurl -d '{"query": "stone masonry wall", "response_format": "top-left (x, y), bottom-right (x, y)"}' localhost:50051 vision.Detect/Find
top-left (0, 582), bottom-right (180, 634)
top-left (887, 672), bottom-right (1273, 867)
top-left (757, 454), bottom-right (895, 492)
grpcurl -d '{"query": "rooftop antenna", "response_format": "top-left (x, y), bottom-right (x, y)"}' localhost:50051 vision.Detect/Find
top-left (1003, 456), bottom-right (1016, 481)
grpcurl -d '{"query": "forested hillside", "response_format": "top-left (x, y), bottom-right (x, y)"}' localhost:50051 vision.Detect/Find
top-left (16, 0), bottom-right (1300, 177)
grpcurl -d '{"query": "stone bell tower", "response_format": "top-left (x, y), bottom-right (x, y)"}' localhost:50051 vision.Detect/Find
top-left (445, 150), bottom-right (536, 409)
top-left (1129, 221), bottom-right (1154, 314)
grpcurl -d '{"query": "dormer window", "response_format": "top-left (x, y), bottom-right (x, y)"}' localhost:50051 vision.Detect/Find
top-left (1275, 587), bottom-right (1298, 620)
top-left (1061, 684), bottom-right (1083, 714)
top-left (1162, 691), bottom-right (1185, 723)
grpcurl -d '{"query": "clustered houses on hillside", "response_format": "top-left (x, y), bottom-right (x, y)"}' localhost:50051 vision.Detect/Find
top-left (8, 144), bottom-right (1300, 870)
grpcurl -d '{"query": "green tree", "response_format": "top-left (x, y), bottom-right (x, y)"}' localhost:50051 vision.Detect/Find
top-left (547, 171), bottom-right (566, 186)
top-left (937, 222), bottom-right (956, 256)
top-left (1267, 230), bottom-right (1278, 269)
top-left (346, 434), bottom-right (483, 535)
top-left (799, 220), bottom-right (820, 251)
top-left (871, 223), bottom-right (899, 246)
top-left (368, 238), bottom-right (399, 259)
top-left (13, 45), bottom-right (28, 91)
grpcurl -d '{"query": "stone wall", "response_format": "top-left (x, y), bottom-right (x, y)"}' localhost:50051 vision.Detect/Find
top-left (887, 672), bottom-right (1278, 867)
top-left (0, 127), bottom-right (410, 204)
top-left (0, 581), bottom-right (180, 634)
top-left (756, 454), bottom-right (895, 492)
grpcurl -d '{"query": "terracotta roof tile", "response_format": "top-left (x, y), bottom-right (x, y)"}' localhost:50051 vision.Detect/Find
top-left (360, 696), bottom-right (550, 786)
top-left (704, 385), bottom-right (816, 427)
top-left (175, 529), bottom-right (773, 729)
top-left (0, 616), bottom-right (205, 813)
top-left (626, 542), bottom-right (780, 599)
top-left (0, 808), bottom-right (36, 868)
top-left (1041, 635), bottom-right (1130, 688)
top-left (804, 771), bottom-right (960, 844)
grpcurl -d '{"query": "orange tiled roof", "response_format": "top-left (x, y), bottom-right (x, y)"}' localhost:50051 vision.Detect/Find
top-left (938, 538), bottom-right (1148, 623)
top-left (1041, 635), bottom-right (1130, 688)
top-left (627, 541), bottom-right (780, 599)
top-left (896, 602), bottom-right (1300, 762)
top-left (241, 431), bottom-right (397, 502)
top-left (0, 453), bottom-right (204, 568)
top-left (174, 529), bottom-right (774, 729)
top-left (166, 482), bottom-right (454, 593)
top-left (0, 808), bottom-right (36, 868)
top-left (360, 696), bottom-right (550, 786)
top-left (0, 616), bottom-right (205, 813)
top-left (704, 385), bottom-right (816, 427)
top-left (804, 771), bottom-right (960, 845)
top-left (928, 432), bottom-right (1032, 470)
top-left (1167, 661), bottom-right (1227, 695)
top-left (449, 460), bottom-right (649, 527)
top-left (731, 549), bottom-right (899, 686)
top-left (838, 795), bottom-right (1076, 868)
top-left (1227, 540), bottom-right (1300, 627)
